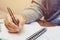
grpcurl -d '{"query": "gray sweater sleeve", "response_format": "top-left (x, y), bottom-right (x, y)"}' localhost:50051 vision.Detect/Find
top-left (23, 3), bottom-right (43, 23)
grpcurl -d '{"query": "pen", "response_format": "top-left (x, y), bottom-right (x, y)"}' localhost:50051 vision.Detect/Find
top-left (7, 7), bottom-right (18, 26)
top-left (26, 28), bottom-right (47, 40)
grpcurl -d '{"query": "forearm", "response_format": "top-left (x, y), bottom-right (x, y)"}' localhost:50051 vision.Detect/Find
top-left (23, 3), bottom-right (43, 24)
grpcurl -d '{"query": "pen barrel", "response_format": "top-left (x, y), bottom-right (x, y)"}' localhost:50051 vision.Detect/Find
top-left (26, 28), bottom-right (47, 40)
top-left (12, 17), bottom-right (18, 26)
top-left (7, 7), bottom-right (19, 26)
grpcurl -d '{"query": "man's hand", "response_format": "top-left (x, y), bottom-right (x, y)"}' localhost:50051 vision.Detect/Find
top-left (37, 20), bottom-right (57, 27)
top-left (4, 13), bottom-right (26, 33)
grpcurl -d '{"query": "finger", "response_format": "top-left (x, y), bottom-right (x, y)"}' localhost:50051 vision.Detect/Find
top-left (4, 16), bottom-right (19, 31)
top-left (7, 20), bottom-right (19, 31)
top-left (15, 17), bottom-right (19, 24)
top-left (4, 17), bottom-right (12, 30)
top-left (4, 19), bottom-right (20, 32)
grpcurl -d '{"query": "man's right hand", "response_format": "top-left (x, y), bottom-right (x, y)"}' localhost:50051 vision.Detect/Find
top-left (4, 13), bottom-right (26, 33)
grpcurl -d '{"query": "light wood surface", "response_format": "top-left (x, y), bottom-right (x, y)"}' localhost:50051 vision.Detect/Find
top-left (0, 0), bottom-right (32, 18)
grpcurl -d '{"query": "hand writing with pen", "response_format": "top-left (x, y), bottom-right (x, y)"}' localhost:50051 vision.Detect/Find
top-left (4, 8), bottom-right (26, 33)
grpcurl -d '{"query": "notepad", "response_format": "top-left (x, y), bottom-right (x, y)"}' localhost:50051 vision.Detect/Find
top-left (0, 19), bottom-right (48, 40)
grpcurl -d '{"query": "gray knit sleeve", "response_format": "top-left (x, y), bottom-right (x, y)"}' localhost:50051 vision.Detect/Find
top-left (23, 3), bottom-right (43, 23)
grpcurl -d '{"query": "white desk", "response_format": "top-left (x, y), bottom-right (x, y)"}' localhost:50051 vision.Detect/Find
top-left (0, 19), bottom-right (60, 40)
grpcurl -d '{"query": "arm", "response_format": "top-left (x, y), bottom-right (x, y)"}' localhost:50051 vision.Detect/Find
top-left (23, 1), bottom-right (57, 26)
top-left (23, 3), bottom-right (43, 24)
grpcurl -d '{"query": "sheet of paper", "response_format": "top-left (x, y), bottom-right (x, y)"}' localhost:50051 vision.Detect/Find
top-left (45, 27), bottom-right (60, 40)
top-left (0, 19), bottom-right (60, 40)
top-left (0, 19), bottom-right (47, 40)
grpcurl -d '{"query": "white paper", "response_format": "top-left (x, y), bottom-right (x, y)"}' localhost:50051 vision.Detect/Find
top-left (0, 19), bottom-right (47, 40)
top-left (0, 19), bottom-right (60, 40)
top-left (45, 27), bottom-right (60, 40)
